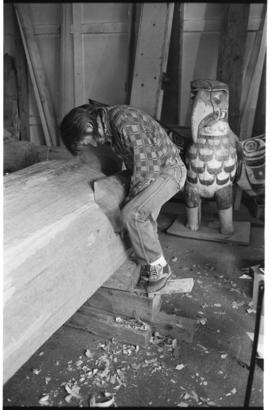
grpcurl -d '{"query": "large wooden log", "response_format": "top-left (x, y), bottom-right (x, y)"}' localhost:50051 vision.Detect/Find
top-left (3, 159), bottom-right (129, 383)
top-left (4, 136), bottom-right (122, 175)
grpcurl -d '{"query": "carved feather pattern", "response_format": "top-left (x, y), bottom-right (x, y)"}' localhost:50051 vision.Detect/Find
top-left (186, 132), bottom-right (237, 196)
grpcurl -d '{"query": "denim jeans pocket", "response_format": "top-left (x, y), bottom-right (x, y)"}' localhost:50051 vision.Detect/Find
top-left (161, 164), bottom-right (187, 191)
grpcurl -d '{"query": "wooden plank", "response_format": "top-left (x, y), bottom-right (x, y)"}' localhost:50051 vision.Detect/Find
top-left (167, 216), bottom-right (250, 245)
top-left (149, 278), bottom-right (194, 296)
top-left (3, 54), bottom-right (20, 139)
top-left (150, 311), bottom-right (196, 343)
top-left (3, 159), bottom-right (130, 383)
top-left (155, 3), bottom-right (174, 120)
top-left (72, 4), bottom-right (85, 106)
top-left (240, 10), bottom-right (266, 140)
top-left (14, 23), bottom-right (30, 141)
top-left (216, 4), bottom-right (250, 136)
top-left (60, 3), bottom-right (72, 122)
top-left (125, 3), bottom-right (137, 103)
top-left (66, 305), bottom-right (152, 348)
top-left (161, 3), bottom-right (183, 123)
top-left (240, 7), bottom-right (266, 117)
top-left (130, 3), bottom-right (174, 119)
top-left (234, 186), bottom-right (243, 211)
top-left (87, 287), bottom-right (161, 323)
top-left (14, 4), bottom-right (58, 146)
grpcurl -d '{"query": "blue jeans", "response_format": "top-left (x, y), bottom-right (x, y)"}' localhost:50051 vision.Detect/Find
top-left (121, 163), bottom-right (187, 265)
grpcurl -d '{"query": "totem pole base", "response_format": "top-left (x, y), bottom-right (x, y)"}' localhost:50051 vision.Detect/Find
top-left (166, 215), bottom-right (250, 245)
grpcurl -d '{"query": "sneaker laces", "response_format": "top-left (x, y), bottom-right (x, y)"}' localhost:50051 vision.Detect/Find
top-left (149, 264), bottom-right (162, 280)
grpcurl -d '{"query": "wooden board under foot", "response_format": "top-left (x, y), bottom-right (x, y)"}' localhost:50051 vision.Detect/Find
top-left (167, 216), bottom-right (250, 245)
top-left (149, 278), bottom-right (194, 296)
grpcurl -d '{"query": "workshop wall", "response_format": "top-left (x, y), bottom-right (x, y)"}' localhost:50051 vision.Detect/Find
top-left (3, 3), bottom-right (266, 145)
top-left (180, 3), bottom-right (266, 129)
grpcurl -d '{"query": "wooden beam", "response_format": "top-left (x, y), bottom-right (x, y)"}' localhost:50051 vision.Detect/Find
top-left (130, 3), bottom-right (174, 119)
top-left (3, 54), bottom-right (20, 140)
top-left (125, 3), bottom-right (137, 104)
top-left (240, 10), bottom-right (266, 140)
top-left (87, 287), bottom-right (161, 323)
top-left (155, 3), bottom-right (174, 120)
top-left (66, 305), bottom-right (152, 348)
top-left (161, 3), bottom-right (184, 124)
top-left (3, 160), bottom-right (130, 383)
top-left (60, 3), bottom-right (72, 122)
top-left (14, 4), bottom-right (58, 146)
top-left (216, 3), bottom-right (250, 136)
top-left (72, 4), bottom-right (85, 106)
top-left (14, 18), bottom-right (30, 141)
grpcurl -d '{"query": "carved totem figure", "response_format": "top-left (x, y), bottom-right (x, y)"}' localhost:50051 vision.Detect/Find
top-left (184, 79), bottom-right (239, 234)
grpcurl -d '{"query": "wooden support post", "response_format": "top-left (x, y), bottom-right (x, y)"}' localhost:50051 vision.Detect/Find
top-left (71, 4), bottom-right (85, 106)
top-left (161, 3), bottom-right (184, 124)
top-left (14, 4), bottom-right (58, 146)
top-left (60, 3), bottom-right (72, 122)
top-left (14, 20), bottom-right (30, 141)
top-left (3, 54), bottom-right (20, 140)
top-left (130, 3), bottom-right (174, 119)
top-left (217, 3), bottom-right (250, 136)
top-left (232, 8), bottom-right (266, 209)
top-left (240, 10), bottom-right (266, 140)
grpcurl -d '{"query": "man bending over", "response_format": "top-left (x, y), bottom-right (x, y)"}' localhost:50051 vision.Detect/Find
top-left (60, 104), bottom-right (187, 292)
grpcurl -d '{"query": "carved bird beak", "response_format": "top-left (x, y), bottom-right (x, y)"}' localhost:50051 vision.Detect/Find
top-left (190, 89), bottom-right (214, 144)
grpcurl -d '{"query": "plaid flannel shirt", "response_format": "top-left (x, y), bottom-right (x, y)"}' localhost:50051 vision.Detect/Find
top-left (99, 105), bottom-right (183, 198)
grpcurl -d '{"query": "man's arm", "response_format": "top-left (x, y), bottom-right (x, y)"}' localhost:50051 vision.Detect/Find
top-left (119, 126), bottom-right (157, 202)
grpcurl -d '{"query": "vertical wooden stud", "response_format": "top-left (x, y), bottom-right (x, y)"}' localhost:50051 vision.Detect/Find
top-left (240, 10), bottom-right (266, 140)
top-left (72, 4), bottom-right (85, 106)
top-left (14, 4), bottom-right (59, 146)
top-left (130, 3), bottom-right (174, 119)
top-left (60, 3), bottom-right (71, 122)
top-left (161, 3), bottom-right (184, 124)
top-left (217, 4), bottom-right (250, 136)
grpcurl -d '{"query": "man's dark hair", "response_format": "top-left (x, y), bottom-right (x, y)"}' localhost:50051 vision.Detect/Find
top-left (60, 104), bottom-right (99, 155)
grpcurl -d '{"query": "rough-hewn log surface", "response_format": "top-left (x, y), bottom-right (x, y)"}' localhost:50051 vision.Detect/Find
top-left (3, 159), bottom-right (129, 383)
top-left (4, 136), bottom-right (122, 175)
